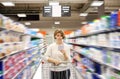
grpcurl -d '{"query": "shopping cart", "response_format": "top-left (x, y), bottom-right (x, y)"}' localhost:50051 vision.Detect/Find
top-left (42, 61), bottom-right (76, 79)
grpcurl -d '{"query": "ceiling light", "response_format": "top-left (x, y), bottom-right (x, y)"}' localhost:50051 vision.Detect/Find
top-left (63, 6), bottom-right (70, 9)
top-left (81, 22), bottom-right (87, 24)
top-left (30, 28), bottom-right (39, 32)
top-left (54, 21), bottom-right (60, 24)
top-left (1, 2), bottom-right (15, 6)
top-left (25, 22), bottom-right (31, 25)
top-left (17, 14), bottom-right (26, 17)
top-left (49, 1), bottom-right (59, 6)
top-left (91, 1), bottom-right (104, 7)
top-left (79, 13), bottom-right (88, 16)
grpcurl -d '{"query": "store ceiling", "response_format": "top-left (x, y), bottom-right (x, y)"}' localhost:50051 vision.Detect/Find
top-left (0, 0), bottom-right (120, 30)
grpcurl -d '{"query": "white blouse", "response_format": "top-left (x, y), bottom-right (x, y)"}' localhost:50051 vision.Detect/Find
top-left (44, 42), bottom-right (71, 71)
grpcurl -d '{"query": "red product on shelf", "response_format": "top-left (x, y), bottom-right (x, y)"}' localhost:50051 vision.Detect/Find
top-left (4, 57), bottom-right (14, 71)
top-left (118, 9), bottom-right (120, 26)
top-left (12, 54), bottom-right (19, 64)
top-left (4, 68), bottom-right (15, 79)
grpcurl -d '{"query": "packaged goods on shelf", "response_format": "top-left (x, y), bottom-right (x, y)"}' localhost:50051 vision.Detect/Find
top-left (0, 42), bottom-right (24, 57)
top-left (72, 51), bottom-right (95, 79)
top-left (0, 51), bottom-right (26, 71)
top-left (68, 10), bottom-right (120, 37)
top-left (0, 31), bottom-right (21, 43)
top-left (102, 67), bottom-right (120, 79)
top-left (3, 17), bottom-right (13, 30)
top-left (31, 38), bottom-right (41, 46)
top-left (111, 51), bottom-right (120, 67)
top-left (26, 29), bottom-right (37, 35)
top-left (100, 16), bottom-right (110, 30)
top-left (81, 57), bottom-right (95, 72)
top-left (110, 11), bottom-right (118, 28)
top-left (74, 30), bottom-right (81, 36)
top-left (15, 70), bottom-right (25, 79)
top-left (3, 43), bottom-right (13, 55)
top-left (73, 46), bottom-right (120, 68)
top-left (2, 59), bottom-right (26, 79)
top-left (118, 9), bottom-right (120, 26)
top-left (21, 35), bottom-right (31, 48)
top-left (71, 31), bottom-right (120, 48)
top-left (81, 24), bottom-right (89, 35)
top-left (108, 32), bottom-right (120, 47)
top-left (89, 35), bottom-right (97, 45)
top-left (97, 34), bottom-right (108, 46)
top-left (0, 14), bottom-right (3, 27)
top-left (70, 32), bottom-right (75, 37)
top-left (0, 44), bottom-right (5, 58)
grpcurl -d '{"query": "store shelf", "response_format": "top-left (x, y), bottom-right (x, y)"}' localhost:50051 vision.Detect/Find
top-left (75, 65), bottom-right (105, 79)
top-left (0, 46), bottom-right (39, 60)
top-left (11, 61), bottom-right (33, 79)
top-left (68, 27), bottom-right (120, 39)
top-left (0, 27), bottom-right (43, 39)
top-left (71, 49), bottom-right (120, 71)
top-left (73, 58), bottom-right (94, 72)
top-left (12, 50), bottom-right (43, 79)
top-left (4, 57), bottom-right (27, 75)
top-left (68, 43), bottom-right (120, 50)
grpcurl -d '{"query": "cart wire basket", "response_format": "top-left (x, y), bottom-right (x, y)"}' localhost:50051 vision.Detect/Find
top-left (42, 61), bottom-right (76, 79)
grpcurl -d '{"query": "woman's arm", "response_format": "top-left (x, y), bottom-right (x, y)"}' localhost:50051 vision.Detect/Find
top-left (48, 57), bottom-right (61, 65)
top-left (44, 45), bottom-right (61, 65)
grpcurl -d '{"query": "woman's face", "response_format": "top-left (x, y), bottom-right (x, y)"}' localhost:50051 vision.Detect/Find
top-left (55, 33), bottom-right (63, 41)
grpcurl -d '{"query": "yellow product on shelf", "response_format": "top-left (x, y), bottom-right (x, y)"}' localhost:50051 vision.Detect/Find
top-left (0, 15), bottom-right (3, 27)
top-left (0, 44), bottom-right (5, 58)
top-left (3, 43), bottom-right (13, 55)
top-left (4, 18), bottom-right (13, 30)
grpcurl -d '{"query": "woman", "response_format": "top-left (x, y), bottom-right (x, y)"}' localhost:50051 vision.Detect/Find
top-left (44, 29), bottom-right (71, 79)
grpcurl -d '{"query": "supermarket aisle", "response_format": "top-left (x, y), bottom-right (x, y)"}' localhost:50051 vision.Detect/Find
top-left (33, 64), bottom-right (42, 79)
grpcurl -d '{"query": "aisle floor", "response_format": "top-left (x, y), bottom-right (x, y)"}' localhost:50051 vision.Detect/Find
top-left (33, 64), bottom-right (83, 79)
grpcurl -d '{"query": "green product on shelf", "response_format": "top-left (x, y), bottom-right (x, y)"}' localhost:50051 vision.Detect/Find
top-left (110, 76), bottom-right (116, 79)
top-left (101, 16), bottom-right (109, 29)
top-left (117, 72), bottom-right (120, 75)
top-left (82, 48), bottom-right (89, 55)
top-left (86, 69), bottom-right (93, 73)
top-left (0, 71), bottom-right (3, 74)
top-left (106, 51), bottom-right (112, 64)
top-left (106, 16), bottom-right (111, 28)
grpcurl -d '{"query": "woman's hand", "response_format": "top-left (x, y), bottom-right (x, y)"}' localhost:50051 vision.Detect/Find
top-left (60, 49), bottom-right (69, 61)
top-left (48, 58), bottom-right (61, 66)
top-left (60, 49), bottom-right (66, 55)
top-left (54, 60), bottom-right (61, 66)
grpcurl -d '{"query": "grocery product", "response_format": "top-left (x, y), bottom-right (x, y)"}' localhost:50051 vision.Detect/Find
top-left (74, 30), bottom-right (81, 36)
top-left (110, 11), bottom-right (118, 28)
top-left (118, 9), bottom-right (120, 26)
top-left (81, 24), bottom-right (88, 35)
top-left (0, 14), bottom-right (3, 27)
top-left (100, 16), bottom-right (110, 30)
top-left (3, 17), bottom-right (13, 30)
top-left (0, 44), bottom-right (5, 58)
